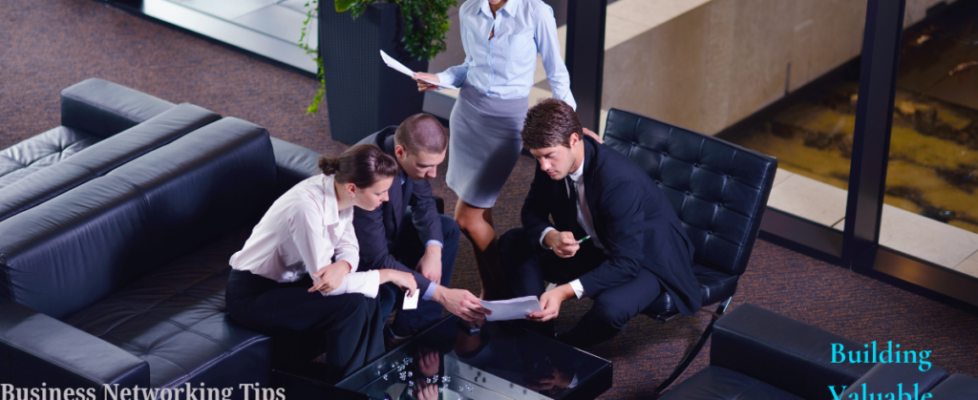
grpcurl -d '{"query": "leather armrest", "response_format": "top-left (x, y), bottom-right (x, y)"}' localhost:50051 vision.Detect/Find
top-left (710, 304), bottom-right (874, 399)
top-left (61, 78), bottom-right (175, 138)
top-left (0, 299), bottom-right (149, 388)
top-left (270, 137), bottom-right (322, 194)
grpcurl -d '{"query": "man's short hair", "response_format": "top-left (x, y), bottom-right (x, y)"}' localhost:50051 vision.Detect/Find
top-left (521, 98), bottom-right (583, 150)
top-left (394, 113), bottom-right (448, 154)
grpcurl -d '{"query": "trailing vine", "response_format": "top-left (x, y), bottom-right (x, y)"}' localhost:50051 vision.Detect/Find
top-left (299, 0), bottom-right (457, 114)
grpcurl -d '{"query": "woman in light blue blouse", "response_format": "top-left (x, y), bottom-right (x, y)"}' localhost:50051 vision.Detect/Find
top-left (414, 0), bottom-right (582, 298)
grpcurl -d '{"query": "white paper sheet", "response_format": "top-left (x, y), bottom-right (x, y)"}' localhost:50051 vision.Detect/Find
top-left (380, 50), bottom-right (458, 90)
top-left (481, 296), bottom-right (542, 321)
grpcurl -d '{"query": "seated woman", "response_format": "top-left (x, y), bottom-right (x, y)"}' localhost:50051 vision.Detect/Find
top-left (226, 144), bottom-right (418, 382)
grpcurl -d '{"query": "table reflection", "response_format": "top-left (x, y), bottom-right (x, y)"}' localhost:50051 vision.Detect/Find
top-left (338, 317), bottom-right (598, 400)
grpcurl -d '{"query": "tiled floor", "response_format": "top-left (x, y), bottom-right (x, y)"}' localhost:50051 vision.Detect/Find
top-left (763, 168), bottom-right (978, 276)
top-left (141, 0), bottom-right (317, 73)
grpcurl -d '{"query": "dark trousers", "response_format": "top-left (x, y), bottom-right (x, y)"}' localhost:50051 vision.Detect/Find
top-left (379, 213), bottom-right (460, 333)
top-left (226, 269), bottom-right (392, 383)
top-left (498, 228), bottom-right (662, 348)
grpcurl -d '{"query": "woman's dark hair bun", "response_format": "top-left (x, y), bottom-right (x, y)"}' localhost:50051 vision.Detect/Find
top-left (319, 144), bottom-right (399, 188)
top-left (318, 156), bottom-right (341, 176)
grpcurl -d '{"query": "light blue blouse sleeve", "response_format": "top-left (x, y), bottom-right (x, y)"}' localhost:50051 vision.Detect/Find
top-left (534, 3), bottom-right (576, 110)
top-left (435, 54), bottom-right (471, 88)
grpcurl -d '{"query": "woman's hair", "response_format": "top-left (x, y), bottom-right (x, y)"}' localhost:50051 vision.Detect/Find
top-left (319, 144), bottom-right (399, 188)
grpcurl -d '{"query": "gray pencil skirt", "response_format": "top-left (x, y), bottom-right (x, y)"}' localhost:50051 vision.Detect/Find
top-left (446, 83), bottom-right (530, 208)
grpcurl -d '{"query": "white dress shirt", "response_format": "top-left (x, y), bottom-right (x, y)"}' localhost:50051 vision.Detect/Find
top-left (230, 174), bottom-right (380, 298)
top-left (435, 0), bottom-right (576, 109)
top-left (539, 156), bottom-right (604, 299)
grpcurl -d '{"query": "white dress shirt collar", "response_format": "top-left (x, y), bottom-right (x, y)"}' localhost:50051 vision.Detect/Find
top-left (567, 155), bottom-right (584, 184)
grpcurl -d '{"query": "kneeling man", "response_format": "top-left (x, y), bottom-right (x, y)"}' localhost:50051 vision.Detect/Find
top-left (356, 113), bottom-right (489, 342)
top-left (499, 99), bottom-right (701, 348)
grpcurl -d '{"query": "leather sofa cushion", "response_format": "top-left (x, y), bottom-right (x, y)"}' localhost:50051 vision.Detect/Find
top-left (63, 229), bottom-right (272, 388)
top-left (61, 78), bottom-right (175, 138)
top-left (660, 366), bottom-right (805, 400)
top-left (839, 362), bottom-right (946, 399)
top-left (929, 374), bottom-right (978, 399)
top-left (270, 136), bottom-right (323, 193)
top-left (711, 304), bottom-right (872, 399)
top-left (0, 126), bottom-right (99, 190)
top-left (0, 104), bottom-right (220, 222)
top-left (0, 118), bottom-right (276, 319)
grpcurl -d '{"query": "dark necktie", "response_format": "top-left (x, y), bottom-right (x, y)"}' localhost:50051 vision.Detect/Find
top-left (566, 177), bottom-right (588, 240)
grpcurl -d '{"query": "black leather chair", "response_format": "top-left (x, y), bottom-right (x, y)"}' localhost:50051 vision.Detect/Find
top-left (602, 108), bottom-right (778, 394)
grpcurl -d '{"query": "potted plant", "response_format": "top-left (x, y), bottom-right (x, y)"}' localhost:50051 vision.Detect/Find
top-left (299, 0), bottom-right (455, 145)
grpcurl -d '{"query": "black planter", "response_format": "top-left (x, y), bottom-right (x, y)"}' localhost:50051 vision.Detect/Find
top-left (318, 1), bottom-right (428, 145)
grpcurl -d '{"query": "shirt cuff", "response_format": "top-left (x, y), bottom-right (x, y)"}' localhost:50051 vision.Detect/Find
top-left (422, 282), bottom-right (438, 301)
top-left (425, 240), bottom-right (444, 249)
top-left (323, 270), bottom-right (380, 298)
top-left (569, 279), bottom-right (586, 299)
top-left (539, 227), bottom-right (556, 249)
top-left (337, 255), bottom-right (359, 273)
top-left (435, 71), bottom-right (456, 87)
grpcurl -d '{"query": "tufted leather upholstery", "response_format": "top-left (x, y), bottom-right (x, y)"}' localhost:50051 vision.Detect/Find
top-left (64, 229), bottom-right (271, 388)
top-left (0, 78), bottom-right (184, 221)
top-left (0, 104), bottom-right (220, 222)
top-left (602, 108), bottom-right (777, 317)
top-left (0, 116), bottom-right (279, 391)
top-left (0, 127), bottom-right (101, 190)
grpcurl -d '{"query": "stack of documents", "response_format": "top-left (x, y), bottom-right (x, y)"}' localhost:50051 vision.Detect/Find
top-left (380, 50), bottom-right (458, 90)
top-left (480, 296), bottom-right (542, 321)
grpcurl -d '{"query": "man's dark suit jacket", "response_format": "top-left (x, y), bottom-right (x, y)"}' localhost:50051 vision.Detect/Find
top-left (354, 126), bottom-right (442, 291)
top-left (522, 136), bottom-right (702, 315)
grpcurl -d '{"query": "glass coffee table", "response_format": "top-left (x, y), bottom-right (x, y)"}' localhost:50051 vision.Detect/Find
top-left (277, 315), bottom-right (612, 400)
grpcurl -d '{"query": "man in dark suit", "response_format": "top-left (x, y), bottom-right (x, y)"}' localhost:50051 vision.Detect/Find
top-left (499, 99), bottom-right (702, 348)
top-left (355, 114), bottom-right (489, 342)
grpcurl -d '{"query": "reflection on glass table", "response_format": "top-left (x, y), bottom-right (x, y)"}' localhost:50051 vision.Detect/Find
top-left (335, 316), bottom-right (612, 400)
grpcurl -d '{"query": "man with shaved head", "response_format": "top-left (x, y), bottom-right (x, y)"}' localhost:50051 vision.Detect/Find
top-left (355, 114), bottom-right (488, 345)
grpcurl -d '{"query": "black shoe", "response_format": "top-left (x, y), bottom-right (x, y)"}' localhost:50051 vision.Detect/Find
top-left (384, 325), bottom-right (415, 351)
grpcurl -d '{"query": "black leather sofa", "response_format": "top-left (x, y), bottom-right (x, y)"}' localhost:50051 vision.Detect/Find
top-left (661, 304), bottom-right (978, 400)
top-left (0, 84), bottom-right (325, 397)
top-left (0, 78), bottom-right (220, 222)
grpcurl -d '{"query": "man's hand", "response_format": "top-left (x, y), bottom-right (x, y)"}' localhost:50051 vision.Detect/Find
top-left (417, 350), bottom-right (440, 378)
top-left (308, 261), bottom-right (351, 294)
top-left (545, 230), bottom-right (580, 258)
top-left (416, 244), bottom-right (442, 285)
top-left (379, 269), bottom-right (419, 297)
top-left (527, 284), bottom-right (575, 322)
top-left (433, 286), bottom-right (491, 321)
top-left (581, 127), bottom-right (603, 144)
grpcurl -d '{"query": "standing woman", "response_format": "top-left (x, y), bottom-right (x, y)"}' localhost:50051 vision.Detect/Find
top-left (226, 144), bottom-right (418, 382)
top-left (414, 0), bottom-right (578, 299)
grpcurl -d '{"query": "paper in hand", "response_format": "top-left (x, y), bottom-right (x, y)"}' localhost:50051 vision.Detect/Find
top-left (403, 289), bottom-right (419, 310)
top-left (480, 296), bottom-right (542, 321)
top-left (380, 50), bottom-right (458, 90)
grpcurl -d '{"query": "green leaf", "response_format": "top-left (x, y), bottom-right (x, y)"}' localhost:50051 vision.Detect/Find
top-left (335, 0), bottom-right (356, 12)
